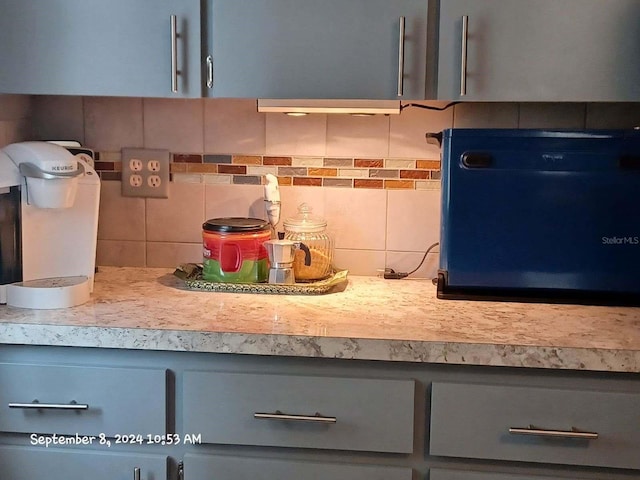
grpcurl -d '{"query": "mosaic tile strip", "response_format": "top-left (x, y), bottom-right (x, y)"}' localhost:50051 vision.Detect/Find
top-left (94, 153), bottom-right (441, 189)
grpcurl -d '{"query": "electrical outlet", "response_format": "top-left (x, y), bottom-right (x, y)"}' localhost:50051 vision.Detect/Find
top-left (148, 175), bottom-right (162, 188)
top-left (121, 148), bottom-right (170, 198)
top-left (130, 174), bottom-right (143, 187)
top-left (147, 160), bottom-right (161, 172)
top-left (129, 158), bottom-right (143, 172)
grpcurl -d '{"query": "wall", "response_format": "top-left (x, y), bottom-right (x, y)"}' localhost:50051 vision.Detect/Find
top-left (30, 97), bottom-right (640, 276)
top-left (0, 95), bottom-right (32, 147)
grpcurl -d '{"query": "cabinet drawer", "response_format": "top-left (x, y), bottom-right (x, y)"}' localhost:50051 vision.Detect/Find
top-left (0, 364), bottom-right (167, 436)
top-left (0, 445), bottom-right (167, 480)
top-left (183, 372), bottom-right (415, 453)
top-left (183, 453), bottom-right (412, 480)
top-left (430, 382), bottom-right (640, 469)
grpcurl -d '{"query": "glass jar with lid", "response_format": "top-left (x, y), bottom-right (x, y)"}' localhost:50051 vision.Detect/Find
top-left (283, 203), bottom-right (334, 281)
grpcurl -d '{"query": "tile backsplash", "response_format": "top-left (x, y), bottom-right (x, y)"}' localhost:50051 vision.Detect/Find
top-left (0, 95), bottom-right (32, 147)
top-left (13, 96), bottom-right (640, 276)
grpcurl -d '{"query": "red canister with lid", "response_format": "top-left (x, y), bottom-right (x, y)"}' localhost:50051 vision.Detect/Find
top-left (202, 218), bottom-right (271, 283)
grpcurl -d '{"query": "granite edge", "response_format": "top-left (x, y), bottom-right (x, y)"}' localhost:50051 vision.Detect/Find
top-left (1, 323), bottom-right (638, 373)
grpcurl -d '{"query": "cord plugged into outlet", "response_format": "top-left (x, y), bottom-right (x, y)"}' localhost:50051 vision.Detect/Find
top-left (381, 242), bottom-right (440, 280)
top-left (122, 148), bottom-right (170, 198)
top-left (382, 268), bottom-right (409, 280)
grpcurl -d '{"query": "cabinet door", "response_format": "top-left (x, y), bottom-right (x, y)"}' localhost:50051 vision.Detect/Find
top-left (206, 0), bottom-right (427, 99)
top-left (436, 0), bottom-right (640, 101)
top-left (0, 445), bottom-right (167, 480)
top-left (183, 453), bottom-right (412, 480)
top-left (0, 0), bottom-right (201, 97)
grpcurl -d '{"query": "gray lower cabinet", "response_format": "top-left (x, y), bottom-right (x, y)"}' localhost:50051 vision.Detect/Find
top-left (0, 445), bottom-right (168, 480)
top-left (183, 371), bottom-right (415, 453)
top-left (0, 363), bottom-right (167, 437)
top-left (1, 345), bottom-right (639, 480)
top-left (183, 453), bottom-right (412, 480)
top-left (436, 0), bottom-right (640, 101)
top-left (430, 382), bottom-right (640, 470)
top-left (206, 0), bottom-right (428, 99)
top-left (0, 0), bottom-right (201, 97)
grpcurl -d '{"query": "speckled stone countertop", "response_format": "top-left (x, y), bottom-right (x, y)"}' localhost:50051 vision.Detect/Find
top-left (1, 267), bottom-right (640, 373)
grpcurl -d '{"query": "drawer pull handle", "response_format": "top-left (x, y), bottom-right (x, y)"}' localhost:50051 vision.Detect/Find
top-left (8, 400), bottom-right (89, 410)
top-left (134, 467), bottom-right (141, 480)
top-left (509, 425), bottom-right (598, 440)
top-left (254, 410), bottom-right (337, 424)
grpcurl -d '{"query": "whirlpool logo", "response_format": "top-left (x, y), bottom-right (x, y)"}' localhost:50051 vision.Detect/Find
top-left (602, 236), bottom-right (640, 245)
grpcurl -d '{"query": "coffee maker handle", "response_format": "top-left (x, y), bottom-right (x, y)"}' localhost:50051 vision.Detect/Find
top-left (295, 242), bottom-right (312, 266)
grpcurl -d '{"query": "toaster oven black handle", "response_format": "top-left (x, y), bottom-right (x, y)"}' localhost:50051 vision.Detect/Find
top-left (462, 152), bottom-right (493, 168)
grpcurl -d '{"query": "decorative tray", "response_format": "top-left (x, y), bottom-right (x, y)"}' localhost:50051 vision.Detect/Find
top-left (174, 264), bottom-right (348, 295)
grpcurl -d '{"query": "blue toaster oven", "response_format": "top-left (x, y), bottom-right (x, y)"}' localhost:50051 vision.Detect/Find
top-left (438, 128), bottom-right (640, 305)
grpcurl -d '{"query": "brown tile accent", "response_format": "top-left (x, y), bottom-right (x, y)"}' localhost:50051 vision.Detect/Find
top-left (218, 165), bottom-right (247, 175)
top-left (385, 180), bottom-right (415, 189)
top-left (113, 161), bottom-right (122, 172)
top-left (277, 176), bottom-right (293, 186)
top-left (173, 154), bottom-right (202, 163)
top-left (263, 156), bottom-right (292, 166)
top-left (187, 163), bottom-right (218, 174)
top-left (324, 158), bottom-right (353, 167)
top-left (278, 167), bottom-right (307, 176)
top-left (400, 170), bottom-right (430, 179)
top-left (430, 171), bottom-right (442, 180)
top-left (100, 172), bottom-right (122, 181)
top-left (308, 168), bottom-right (337, 177)
top-left (323, 178), bottom-right (353, 188)
top-left (355, 159), bottom-right (383, 168)
top-left (369, 169), bottom-right (399, 179)
top-left (293, 177), bottom-right (322, 186)
top-left (416, 159), bottom-right (440, 170)
top-left (170, 163), bottom-right (188, 173)
top-left (94, 161), bottom-right (115, 171)
top-left (232, 155), bottom-right (262, 165)
top-left (354, 179), bottom-right (384, 189)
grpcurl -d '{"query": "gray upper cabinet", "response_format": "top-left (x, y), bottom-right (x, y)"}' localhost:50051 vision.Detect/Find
top-left (205, 0), bottom-right (428, 99)
top-left (436, 0), bottom-right (640, 101)
top-left (0, 0), bottom-right (201, 97)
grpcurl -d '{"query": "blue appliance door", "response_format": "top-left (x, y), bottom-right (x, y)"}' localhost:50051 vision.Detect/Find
top-left (439, 129), bottom-right (640, 302)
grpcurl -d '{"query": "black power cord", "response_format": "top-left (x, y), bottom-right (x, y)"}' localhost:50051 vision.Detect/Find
top-left (400, 102), bottom-right (461, 112)
top-left (383, 242), bottom-right (439, 280)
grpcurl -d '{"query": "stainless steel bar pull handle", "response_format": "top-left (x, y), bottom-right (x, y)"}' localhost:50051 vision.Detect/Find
top-left (397, 16), bottom-right (406, 97)
top-left (9, 400), bottom-right (89, 410)
top-left (206, 55), bottom-right (213, 89)
top-left (254, 411), bottom-right (337, 424)
top-left (170, 15), bottom-right (179, 93)
top-left (509, 425), bottom-right (598, 440)
top-left (460, 15), bottom-right (469, 97)
top-left (133, 467), bottom-right (141, 480)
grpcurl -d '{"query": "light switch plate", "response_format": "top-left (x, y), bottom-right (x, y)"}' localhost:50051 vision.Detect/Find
top-left (121, 148), bottom-right (170, 198)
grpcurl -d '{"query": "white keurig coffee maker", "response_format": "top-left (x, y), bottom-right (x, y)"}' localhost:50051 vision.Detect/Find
top-left (0, 142), bottom-right (100, 309)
